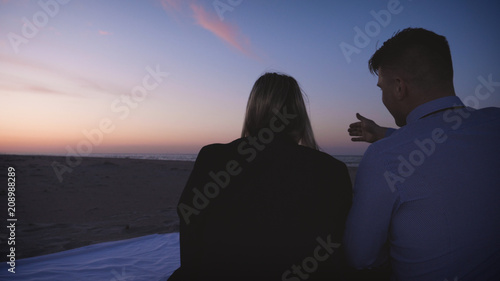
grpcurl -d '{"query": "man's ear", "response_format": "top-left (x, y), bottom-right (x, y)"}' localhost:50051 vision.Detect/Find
top-left (393, 77), bottom-right (408, 101)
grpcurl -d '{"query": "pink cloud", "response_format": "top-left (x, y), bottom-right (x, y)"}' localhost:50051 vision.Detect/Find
top-left (190, 4), bottom-right (253, 57)
top-left (98, 30), bottom-right (111, 36)
top-left (160, 0), bottom-right (182, 11)
top-left (156, 0), bottom-right (258, 59)
top-left (0, 54), bottom-right (114, 98)
top-left (158, 0), bottom-right (186, 23)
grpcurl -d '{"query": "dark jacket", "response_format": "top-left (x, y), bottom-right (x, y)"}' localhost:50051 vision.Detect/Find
top-left (168, 135), bottom-right (352, 280)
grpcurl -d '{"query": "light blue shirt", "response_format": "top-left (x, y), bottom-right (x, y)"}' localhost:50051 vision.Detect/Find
top-left (344, 96), bottom-right (500, 280)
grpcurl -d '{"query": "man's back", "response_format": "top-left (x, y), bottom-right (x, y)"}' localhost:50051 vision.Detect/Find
top-left (345, 96), bottom-right (500, 280)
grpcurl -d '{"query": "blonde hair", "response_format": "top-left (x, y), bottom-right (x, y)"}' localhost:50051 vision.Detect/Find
top-left (241, 72), bottom-right (318, 150)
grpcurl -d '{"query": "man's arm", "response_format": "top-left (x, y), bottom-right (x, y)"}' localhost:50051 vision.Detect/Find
top-left (348, 113), bottom-right (393, 143)
top-left (343, 145), bottom-right (398, 269)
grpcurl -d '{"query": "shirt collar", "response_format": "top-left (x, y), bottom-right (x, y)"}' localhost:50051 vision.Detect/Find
top-left (406, 96), bottom-right (464, 124)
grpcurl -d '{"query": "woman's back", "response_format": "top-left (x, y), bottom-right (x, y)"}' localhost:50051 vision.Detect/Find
top-left (171, 135), bottom-right (352, 280)
top-left (168, 72), bottom-right (352, 280)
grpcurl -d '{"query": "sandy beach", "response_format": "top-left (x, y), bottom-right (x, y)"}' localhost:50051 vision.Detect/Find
top-left (0, 154), bottom-right (357, 261)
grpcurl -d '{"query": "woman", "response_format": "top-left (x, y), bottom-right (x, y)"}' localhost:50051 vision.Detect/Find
top-left (168, 72), bottom-right (352, 280)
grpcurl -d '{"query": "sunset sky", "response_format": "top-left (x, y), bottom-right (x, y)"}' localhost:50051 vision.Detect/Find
top-left (1, 0), bottom-right (499, 156)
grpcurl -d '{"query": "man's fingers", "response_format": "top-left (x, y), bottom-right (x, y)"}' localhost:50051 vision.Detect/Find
top-left (356, 113), bottom-right (372, 123)
top-left (349, 122), bottom-right (362, 129)
top-left (348, 127), bottom-right (362, 135)
top-left (350, 113), bottom-right (373, 142)
top-left (348, 125), bottom-right (361, 132)
top-left (356, 113), bottom-right (366, 121)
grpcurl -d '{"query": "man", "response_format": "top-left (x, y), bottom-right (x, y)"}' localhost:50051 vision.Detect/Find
top-left (344, 28), bottom-right (500, 280)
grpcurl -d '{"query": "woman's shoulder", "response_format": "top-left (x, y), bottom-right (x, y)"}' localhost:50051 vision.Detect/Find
top-left (194, 138), bottom-right (249, 165)
top-left (197, 137), bottom-right (347, 170)
top-left (198, 138), bottom-right (246, 154)
top-left (294, 144), bottom-right (347, 169)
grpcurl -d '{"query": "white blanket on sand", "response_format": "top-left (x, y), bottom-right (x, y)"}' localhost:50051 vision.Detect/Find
top-left (0, 233), bottom-right (180, 281)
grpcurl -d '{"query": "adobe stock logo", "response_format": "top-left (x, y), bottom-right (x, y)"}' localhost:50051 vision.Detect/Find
top-left (213, 0), bottom-right (243, 21)
top-left (383, 74), bottom-right (499, 193)
top-left (51, 65), bottom-right (169, 183)
top-left (339, 0), bottom-right (406, 63)
top-left (178, 107), bottom-right (297, 225)
top-left (8, 0), bottom-right (72, 54)
top-left (282, 234), bottom-right (340, 281)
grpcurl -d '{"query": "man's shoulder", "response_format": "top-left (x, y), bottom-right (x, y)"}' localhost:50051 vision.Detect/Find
top-left (475, 106), bottom-right (500, 120)
top-left (478, 106), bottom-right (500, 113)
top-left (364, 105), bottom-right (500, 161)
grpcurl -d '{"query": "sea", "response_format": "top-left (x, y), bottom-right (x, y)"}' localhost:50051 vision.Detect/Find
top-left (87, 153), bottom-right (363, 167)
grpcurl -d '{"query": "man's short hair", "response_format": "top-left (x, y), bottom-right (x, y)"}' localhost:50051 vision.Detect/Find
top-left (368, 28), bottom-right (453, 86)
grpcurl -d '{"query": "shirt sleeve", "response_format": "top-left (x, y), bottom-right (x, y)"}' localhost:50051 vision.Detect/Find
top-left (385, 128), bottom-right (396, 138)
top-left (343, 144), bottom-right (399, 269)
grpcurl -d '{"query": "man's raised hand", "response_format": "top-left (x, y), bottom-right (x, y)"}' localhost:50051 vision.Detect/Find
top-left (348, 113), bottom-right (388, 143)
